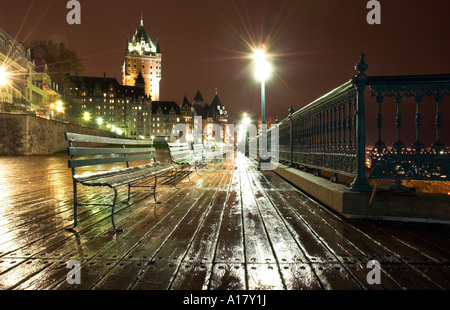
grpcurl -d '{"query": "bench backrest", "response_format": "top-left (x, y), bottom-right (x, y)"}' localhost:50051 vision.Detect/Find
top-left (192, 143), bottom-right (204, 161)
top-left (66, 133), bottom-right (157, 174)
top-left (167, 142), bottom-right (193, 163)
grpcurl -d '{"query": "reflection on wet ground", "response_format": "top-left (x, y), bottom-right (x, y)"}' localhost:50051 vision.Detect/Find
top-left (0, 153), bottom-right (449, 290)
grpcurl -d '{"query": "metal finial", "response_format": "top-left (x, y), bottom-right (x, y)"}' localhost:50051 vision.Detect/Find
top-left (275, 116), bottom-right (279, 123)
top-left (355, 53), bottom-right (368, 77)
top-left (289, 105), bottom-right (294, 116)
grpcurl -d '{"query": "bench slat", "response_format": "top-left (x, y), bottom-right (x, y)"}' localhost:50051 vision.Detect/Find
top-left (168, 143), bottom-right (190, 147)
top-left (66, 133), bottom-right (154, 146)
top-left (68, 147), bottom-right (156, 156)
top-left (169, 146), bottom-right (191, 152)
top-left (79, 164), bottom-right (175, 188)
top-left (69, 154), bottom-right (156, 168)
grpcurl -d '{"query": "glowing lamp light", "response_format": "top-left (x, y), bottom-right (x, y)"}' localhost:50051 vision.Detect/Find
top-left (253, 48), bottom-right (272, 82)
top-left (83, 112), bottom-right (90, 121)
top-left (97, 117), bottom-right (103, 125)
top-left (0, 68), bottom-right (9, 86)
top-left (242, 113), bottom-right (251, 126)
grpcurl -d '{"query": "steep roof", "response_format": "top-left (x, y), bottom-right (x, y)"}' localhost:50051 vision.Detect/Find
top-left (152, 101), bottom-right (180, 115)
top-left (181, 95), bottom-right (191, 108)
top-left (193, 89), bottom-right (204, 102)
top-left (69, 75), bottom-right (148, 99)
top-left (117, 84), bottom-right (147, 99)
top-left (69, 76), bottom-right (121, 92)
top-left (127, 15), bottom-right (159, 55)
top-left (134, 15), bottom-right (151, 45)
top-left (208, 93), bottom-right (228, 118)
top-left (135, 71), bottom-right (145, 86)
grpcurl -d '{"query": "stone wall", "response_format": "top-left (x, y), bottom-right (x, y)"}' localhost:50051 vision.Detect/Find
top-left (0, 113), bottom-right (116, 155)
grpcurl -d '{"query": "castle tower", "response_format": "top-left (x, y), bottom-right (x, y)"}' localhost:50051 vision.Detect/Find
top-left (123, 14), bottom-right (161, 100)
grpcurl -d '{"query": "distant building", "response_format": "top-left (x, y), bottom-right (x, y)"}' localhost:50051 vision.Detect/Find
top-left (151, 101), bottom-right (181, 142)
top-left (123, 14), bottom-right (162, 101)
top-left (181, 89), bottom-right (229, 144)
top-left (66, 75), bottom-right (152, 138)
top-left (27, 58), bottom-right (62, 118)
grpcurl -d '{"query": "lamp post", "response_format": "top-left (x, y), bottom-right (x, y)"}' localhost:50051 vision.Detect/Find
top-left (242, 113), bottom-right (251, 156)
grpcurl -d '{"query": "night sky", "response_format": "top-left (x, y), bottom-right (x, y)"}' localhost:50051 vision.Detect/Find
top-left (1, 0), bottom-right (450, 129)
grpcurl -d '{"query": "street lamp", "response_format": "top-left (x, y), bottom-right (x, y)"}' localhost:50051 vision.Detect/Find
top-left (0, 68), bottom-right (8, 86)
top-left (253, 47), bottom-right (272, 125)
top-left (56, 101), bottom-right (64, 114)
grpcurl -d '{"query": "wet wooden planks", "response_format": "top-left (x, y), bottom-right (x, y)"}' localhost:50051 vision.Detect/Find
top-left (0, 154), bottom-right (448, 290)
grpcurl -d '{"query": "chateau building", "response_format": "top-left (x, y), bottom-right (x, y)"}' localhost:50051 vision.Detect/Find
top-left (123, 15), bottom-right (162, 101)
top-left (66, 75), bottom-right (152, 138)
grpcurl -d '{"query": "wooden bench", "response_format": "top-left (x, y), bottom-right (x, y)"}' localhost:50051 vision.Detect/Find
top-left (168, 142), bottom-right (205, 180)
top-left (66, 133), bottom-right (176, 231)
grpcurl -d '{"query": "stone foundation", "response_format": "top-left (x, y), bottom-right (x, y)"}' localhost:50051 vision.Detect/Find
top-left (0, 112), bottom-right (116, 155)
top-left (275, 164), bottom-right (450, 224)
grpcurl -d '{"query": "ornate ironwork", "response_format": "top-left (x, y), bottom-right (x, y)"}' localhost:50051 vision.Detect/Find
top-left (273, 80), bottom-right (359, 177)
top-left (263, 56), bottom-right (450, 191)
top-left (368, 75), bottom-right (450, 181)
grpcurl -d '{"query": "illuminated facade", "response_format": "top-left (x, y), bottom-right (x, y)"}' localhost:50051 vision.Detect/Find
top-left (0, 26), bottom-right (29, 111)
top-left (0, 26), bottom-right (61, 116)
top-left (66, 75), bottom-right (152, 138)
top-left (123, 15), bottom-right (161, 101)
top-left (26, 58), bottom-right (62, 118)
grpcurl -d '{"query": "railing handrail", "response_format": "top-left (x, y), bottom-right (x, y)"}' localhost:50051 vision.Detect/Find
top-left (368, 74), bottom-right (450, 86)
top-left (270, 80), bottom-right (355, 130)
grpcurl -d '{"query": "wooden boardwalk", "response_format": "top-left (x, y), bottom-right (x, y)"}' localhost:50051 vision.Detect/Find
top-left (0, 152), bottom-right (448, 290)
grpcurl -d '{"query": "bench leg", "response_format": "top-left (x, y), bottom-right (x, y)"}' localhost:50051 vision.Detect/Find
top-left (187, 165), bottom-right (193, 182)
top-left (195, 165), bottom-right (201, 176)
top-left (173, 168), bottom-right (180, 189)
top-left (127, 183), bottom-right (131, 202)
top-left (111, 187), bottom-right (123, 232)
top-left (69, 180), bottom-right (78, 230)
top-left (153, 176), bottom-right (161, 204)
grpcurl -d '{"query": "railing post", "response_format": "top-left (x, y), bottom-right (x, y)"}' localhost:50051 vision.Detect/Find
top-left (288, 105), bottom-right (294, 167)
top-left (350, 54), bottom-right (372, 191)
